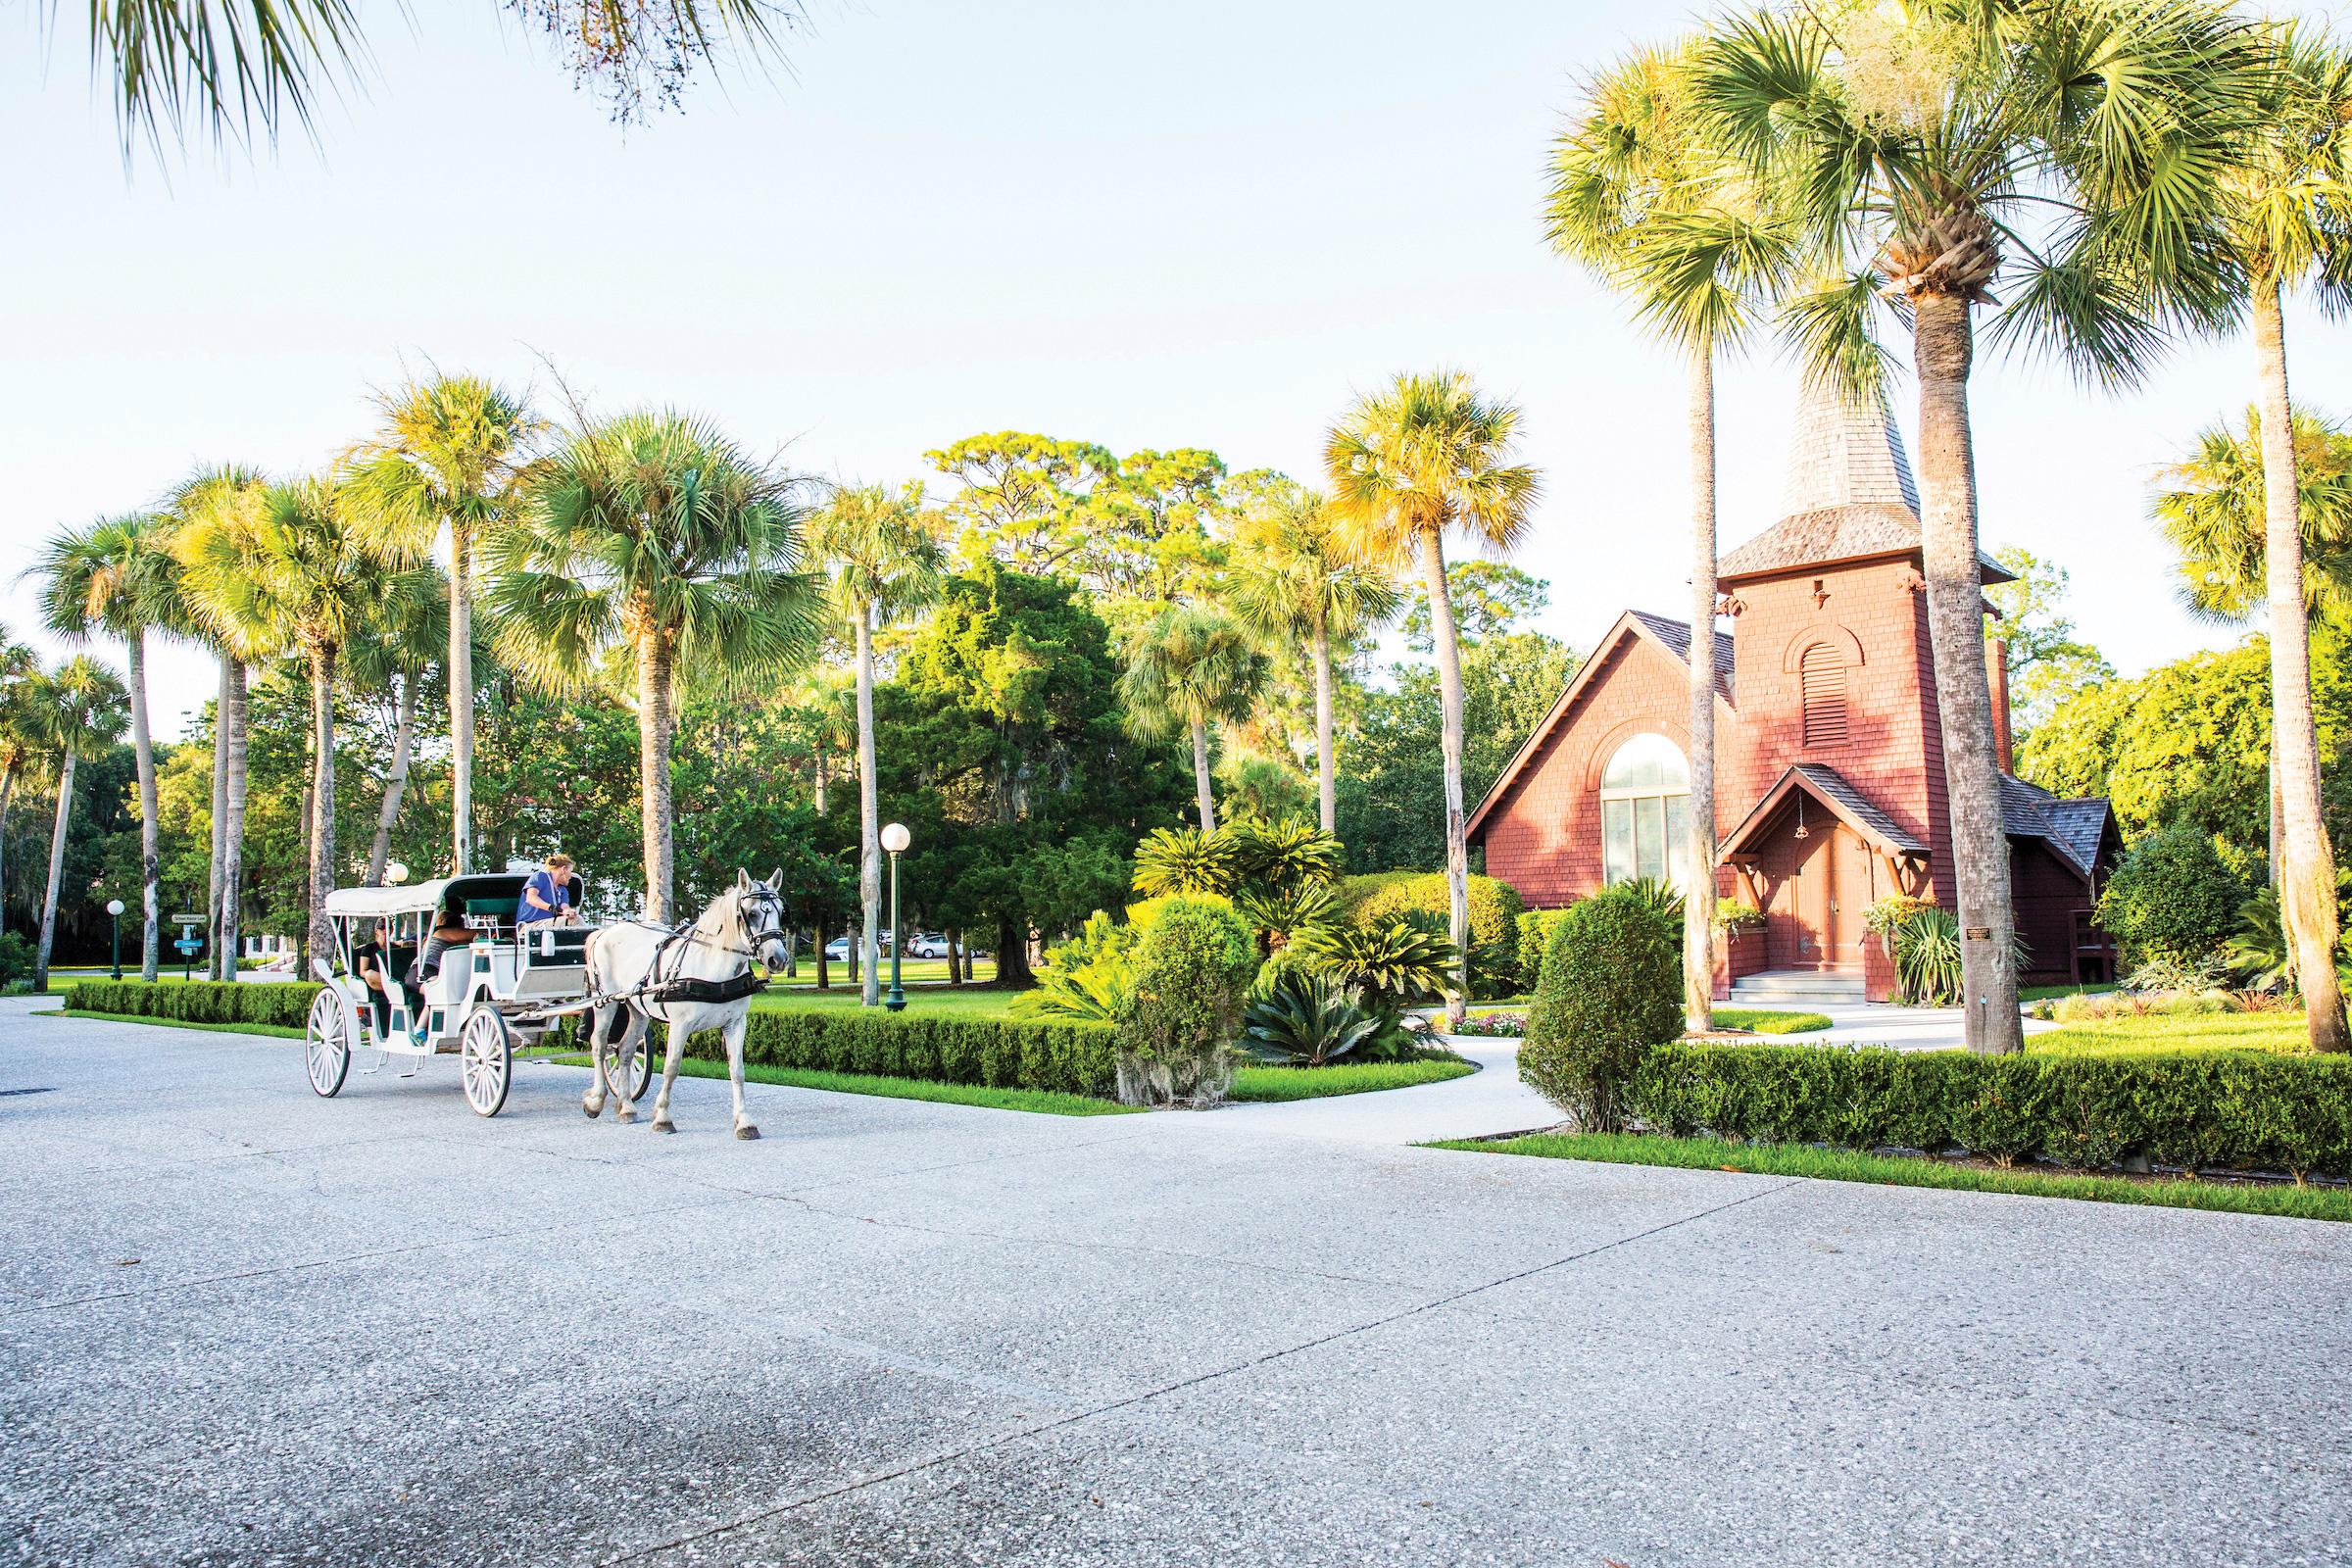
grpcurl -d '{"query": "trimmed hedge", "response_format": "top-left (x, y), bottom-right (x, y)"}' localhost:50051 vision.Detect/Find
top-left (1518, 889), bottom-right (1682, 1133)
top-left (1631, 1042), bottom-right (2352, 1180)
top-left (666, 1009), bottom-right (1119, 1100)
top-left (66, 979), bottom-right (320, 1029)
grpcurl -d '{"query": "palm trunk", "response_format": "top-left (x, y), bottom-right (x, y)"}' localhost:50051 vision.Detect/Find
top-left (35, 749), bottom-right (75, 993)
top-left (2252, 277), bottom-right (2348, 1050)
top-left (1685, 343), bottom-right (1717, 1033)
top-left (309, 645), bottom-right (339, 968)
top-left (1912, 292), bottom-right (2022, 1054)
top-left (450, 514), bottom-right (475, 877)
top-left (208, 659), bottom-right (229, 979)
top-left (127, 629), bottom-right (162, 982)
top-left (637, 624), bottom-right (676, 922)
top-left (1190, 718), bottom-right (1217, 833)
top-left (858, 605), bottom-right (882, 1006)
top-left (221, 659), bottom-right (248, 977)
top-left (1312, 613), bottom-right (1337, 835)
top-left (368, 669), bottom-right (417, 886)
top-left (1419, 530), bottom-right (1471, 1029)
top-left (0, 761), bottom-right (16, 940)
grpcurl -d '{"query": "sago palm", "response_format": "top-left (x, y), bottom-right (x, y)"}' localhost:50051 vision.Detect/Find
top-left (165, 463), bottom-right (272, 977)
top-left (344, 373), bottom-right (540, 878)
top-left (1118, 606), bottom-right (1269, 833)
top-left (806, 482), bottom-right (948, 1005)
top-left (1323, 370), bottom-right (1541, 1028)
top-left (1694, 0), bottom-right (2257, 1053)
top-left (2211, 25), bottom-right (2352, 1050)
top-left (28, 657), bottom-right (129, 992)
top-left (1224, 482), bottom-right (1402, 834)
top-left (1549, 39), bottom-right (1796, 1034)
top-left (29, 512), bottom-right (184, 980)
top-left (489, 411), bottom-right (823, 920)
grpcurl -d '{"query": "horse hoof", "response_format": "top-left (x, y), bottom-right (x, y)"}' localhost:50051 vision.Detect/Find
top-left (583, 1102), bottom-right (601, 1120)
top-left (736, 1125), bottom-right (761, 1141)
top-left (654, 1121), bottom-right (676, 1135)
top-left (616, 1110), bottom-right (634, 1125)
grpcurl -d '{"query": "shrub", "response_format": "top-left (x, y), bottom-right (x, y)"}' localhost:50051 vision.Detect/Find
top-left (1009, 911), bottom-right (1137, 1024)
top-left (1351, 872), bottom-right (1525, 999)
top-left (1114, 895), bottom-right (1256, 1106)
top-left (1514, 909), bottom-right (1568, 993)
top-left (1624, 1041), bottom-right (2352, 1180)
top-left (1131, 826), bottom-right (1242, 898)
top-left (66, 978), bottom-right (320, 1028)
top-left (1290, 920), bottom-right (1457, 1004)
top-left (1518, 886), bottom-right (1682, 1132)
top-left (677, 1009), bottom-right (1117, 1097)
top-left (2098, 824), bottom-right (2249, 968)
top-left (0, 932), bottom-right (30, 988)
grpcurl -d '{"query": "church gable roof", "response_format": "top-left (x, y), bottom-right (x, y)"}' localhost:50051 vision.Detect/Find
top-left (2000, 774), bottom-right (2112, 878)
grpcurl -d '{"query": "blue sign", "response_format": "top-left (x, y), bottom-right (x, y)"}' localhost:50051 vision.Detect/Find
top-left (174, 938), bottom-right (202, 955)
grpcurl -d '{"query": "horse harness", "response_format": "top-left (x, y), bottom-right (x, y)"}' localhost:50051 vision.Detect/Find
top-left (607, 886), bottom-right (789, 1011)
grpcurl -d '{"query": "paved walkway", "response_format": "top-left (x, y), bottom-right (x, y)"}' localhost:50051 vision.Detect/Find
top-left (7, 1000), bottom-right (2346, 1568)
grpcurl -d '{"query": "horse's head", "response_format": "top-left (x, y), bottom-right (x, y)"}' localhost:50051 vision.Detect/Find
top-left (734, 867), bottom-right (791, 970)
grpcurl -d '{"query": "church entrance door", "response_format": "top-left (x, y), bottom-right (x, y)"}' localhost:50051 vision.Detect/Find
top-left (1762, 807), bottom-right (1868, 973)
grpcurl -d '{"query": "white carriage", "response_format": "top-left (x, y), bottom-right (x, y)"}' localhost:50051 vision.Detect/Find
top-left (305, 873), bottom-right (650, 1116)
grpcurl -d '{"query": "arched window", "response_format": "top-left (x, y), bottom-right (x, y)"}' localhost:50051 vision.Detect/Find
top-left (1599, 733), bottom-right (1692, 888)
top-left (1800, 641), bottom-right (1849, 747)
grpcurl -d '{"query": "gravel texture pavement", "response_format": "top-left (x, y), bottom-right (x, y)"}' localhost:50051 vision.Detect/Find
top-left (6, 998), bottom-right (2348, 1568)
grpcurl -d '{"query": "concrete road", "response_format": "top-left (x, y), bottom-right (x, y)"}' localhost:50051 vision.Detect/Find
top-left (6, 1002), bottom-right (2347, 1568)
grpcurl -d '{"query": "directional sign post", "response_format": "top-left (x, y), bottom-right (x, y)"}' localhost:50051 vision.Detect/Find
top-left (173, 918), bottom-right (205, 981)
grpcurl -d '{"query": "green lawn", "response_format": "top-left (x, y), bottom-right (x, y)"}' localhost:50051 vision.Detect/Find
top-left (2025, 1011), bottom-right (2313, 1057)
top-left (1428, 1130), bottom-right (2352, 1224)
top-left (33, 1008), bottom-right (305, 1040)
top-left (2021, 983), bottom-right (2121, 1002)
top-left (1711, 1007), bottom-right (1832, 1035)
top-left (1229, 1058), bottom-right (1476, 1101)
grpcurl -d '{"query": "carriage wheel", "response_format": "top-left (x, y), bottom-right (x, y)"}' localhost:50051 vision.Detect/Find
top-left (621, 1034), bottom-right (654, 1103)
top-left (460, 1009), bottom-right (513, 1118)
top-left (306, 988), bottom-right (351, 1099)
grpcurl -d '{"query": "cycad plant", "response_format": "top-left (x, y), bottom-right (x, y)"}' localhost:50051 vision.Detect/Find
top-left (1324, 370), bottom-right (1541, 1027)
top-left (28, 657), bottom-right (129, 992)
top-left (807, 482), bottom-right (947, 1005)
top-left (344, 373), bottom-right (540, 878)
top-left (29, 512), bottom-right (184, 980)
top-left (1549, 40), bottom-right (1795, 1035)
top-left (1243, 972), bottom-right (1384, 1067)
top-left (1694, 0), bottom-right (2258, 1052)
top-left (1225, 482), bottom-right (1403, 832)
top-left (1118, 606), bottom-right (1268, 833)
top-left (490, 411), bottom-right (822, 919)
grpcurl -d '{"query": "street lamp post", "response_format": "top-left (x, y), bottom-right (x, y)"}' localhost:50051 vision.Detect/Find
top-left (880, 822), bottom-right (910, 1011)
top-left (106, 899), bottom-right (125, 981)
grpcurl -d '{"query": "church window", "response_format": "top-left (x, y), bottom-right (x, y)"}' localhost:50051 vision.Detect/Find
top-left (1599, 733), bottom-right (1691, 888)
top-left (1800, 641), bottom-right (1849, 747)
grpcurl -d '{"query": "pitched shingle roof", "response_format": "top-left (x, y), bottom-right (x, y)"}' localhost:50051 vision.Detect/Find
top-left (1791, 764), bottom-right (1928, 854)
top-left (2000, 774), bottom-right (2111, 877)
top-left (1627, 610), bottom-right (1735, 700)
top-left (1718, 378), bottom-right (2012, 585)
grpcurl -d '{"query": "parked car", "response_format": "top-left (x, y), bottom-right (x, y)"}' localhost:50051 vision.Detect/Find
top-left (905, 933), bottom-right (954, 958)
top-left (821, 933), bottom-right (893, 959)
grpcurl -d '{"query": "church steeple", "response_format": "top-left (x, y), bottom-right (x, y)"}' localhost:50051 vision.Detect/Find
top-left (1718, 376), bottom-right (2010, 584)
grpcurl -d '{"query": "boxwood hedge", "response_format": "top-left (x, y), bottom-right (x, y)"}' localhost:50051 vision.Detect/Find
top-left (1631, 1042), bottom-right (2352, 1180)
top-left (66, 978), bottom-right (320, 1028)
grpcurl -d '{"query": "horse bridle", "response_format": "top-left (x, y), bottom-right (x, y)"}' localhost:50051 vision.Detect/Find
top-left (717, 883), bottom-right (790, 964)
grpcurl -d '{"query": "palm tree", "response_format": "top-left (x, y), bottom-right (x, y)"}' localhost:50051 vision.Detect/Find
top-left (1548, 41), bottom-right (1796, 1033)
top-left (1225, 483), bottom-right (1402, 835)
top-left (183, 475), bottom-right (415, 963)
top-left (79, 0), bottom-right (800, 145)
top-left (166, 464), bottom-right (270, 978)
top-left (807, 483), bottom-right (947, 1006)
top-left (2154, 408), bottom-right (2352, 623)
top-left (1324, 371), bottom-right (1540, 1029)
top-left (29, 513), bottom-right (184, 981)
top-left (29, 657), bottom-right (130, 992)
top-left (344, 373), bottom-right (539, 879)
top-left (1118, 606), bottom-right (1270, 834)
top-left (2210, 28), bottom-right (2352, 1051)
top-left (489, 411), bottom-right (823, 920)
top-left (0, 631), bottom-right (39, 939)
top-left (340, 569), bottom-right (452, 886)
top-left (1695, 0), bottom-right (2256, 1053)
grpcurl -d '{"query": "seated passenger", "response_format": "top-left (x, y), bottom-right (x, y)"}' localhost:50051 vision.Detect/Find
top-left (353, 923), bottom-right (394, 1040)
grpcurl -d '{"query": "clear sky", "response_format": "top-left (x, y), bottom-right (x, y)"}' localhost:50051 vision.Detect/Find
top-left (3, 0), bottom-right (2343, 742)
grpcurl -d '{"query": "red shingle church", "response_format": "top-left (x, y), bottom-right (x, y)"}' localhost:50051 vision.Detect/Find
top-left (1465, 381), bottom-right (2123, 1004)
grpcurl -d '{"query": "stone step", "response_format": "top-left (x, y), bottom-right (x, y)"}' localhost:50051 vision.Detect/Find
top-left (1730, 970), bottom-right (1864, 1008)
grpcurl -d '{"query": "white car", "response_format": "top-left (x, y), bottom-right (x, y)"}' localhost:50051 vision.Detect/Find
top-left (821, 934), bottom-right (892, 959)
top-left (905, 933), bottom-right (954, 958)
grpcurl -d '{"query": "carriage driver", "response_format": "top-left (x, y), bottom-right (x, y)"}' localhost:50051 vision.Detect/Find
top-left (516, 854), bottom-right (579, 932)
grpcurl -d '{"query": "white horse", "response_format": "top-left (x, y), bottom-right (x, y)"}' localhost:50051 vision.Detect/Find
top-left (580, 869), bottom-right (790, 1140)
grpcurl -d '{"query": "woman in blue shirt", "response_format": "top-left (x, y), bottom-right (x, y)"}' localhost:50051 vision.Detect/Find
top-left (516, 854), bottom-right (576, 930)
